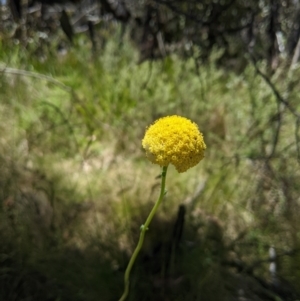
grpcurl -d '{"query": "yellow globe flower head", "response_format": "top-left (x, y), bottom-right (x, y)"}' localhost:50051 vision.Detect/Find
top-left (142, 115), bottom-right (206, 173)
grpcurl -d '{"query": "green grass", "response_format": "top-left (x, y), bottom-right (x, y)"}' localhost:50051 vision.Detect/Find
top-left (1, 30), bottom-right (300, 300)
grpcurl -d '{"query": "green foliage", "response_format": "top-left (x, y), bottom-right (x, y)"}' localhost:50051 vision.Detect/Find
top-left (1, 30), bottom-right (300, 300)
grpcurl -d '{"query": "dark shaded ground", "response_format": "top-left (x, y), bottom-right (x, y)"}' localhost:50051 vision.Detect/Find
top-left (1, 197), bottom-right (300, 301)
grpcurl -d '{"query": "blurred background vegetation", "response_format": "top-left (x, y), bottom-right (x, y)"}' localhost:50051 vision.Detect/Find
top-left (1, 0), bottom-right (300, 300)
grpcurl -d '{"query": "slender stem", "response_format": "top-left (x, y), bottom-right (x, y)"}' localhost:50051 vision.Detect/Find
top-left (119, 165), bottom-right (169, 301)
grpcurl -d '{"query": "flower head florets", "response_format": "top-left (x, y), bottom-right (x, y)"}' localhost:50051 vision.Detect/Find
top-left (142, 115), bottom-right (206, 173)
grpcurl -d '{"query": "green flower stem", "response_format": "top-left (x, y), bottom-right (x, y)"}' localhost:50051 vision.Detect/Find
top-left (119, 165), bottom-right (169, 301)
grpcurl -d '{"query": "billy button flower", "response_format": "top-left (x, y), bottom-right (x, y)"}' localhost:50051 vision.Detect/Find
top-left (119, 115), bottom-right (206, 301)
top-left (142, 115), bottom-right (206, 172)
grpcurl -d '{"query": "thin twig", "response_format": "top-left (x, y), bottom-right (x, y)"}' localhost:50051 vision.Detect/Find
top-left (296, 118), bottom-right (300, 162)
top-left (0, 66), bottom-right (73, 93)
top-left (248, 55), bottom-right (300, 118)
top-left (248, 54), bottom-right (300, 162)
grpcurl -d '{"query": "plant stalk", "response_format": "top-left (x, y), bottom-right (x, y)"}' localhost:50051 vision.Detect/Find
top-left (118, 165), bottom-right (168, 301)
